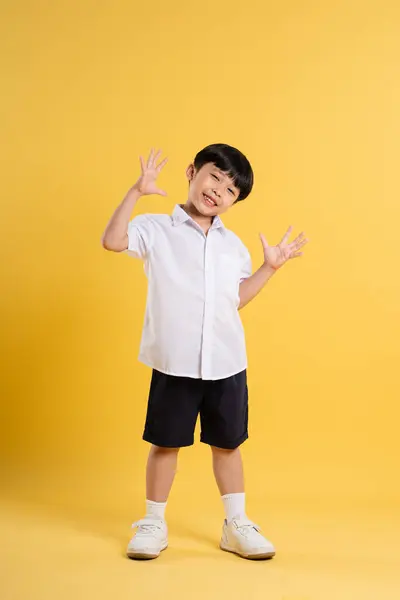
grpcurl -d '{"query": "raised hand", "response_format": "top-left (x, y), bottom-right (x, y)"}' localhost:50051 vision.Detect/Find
top-left (134, 148), bottom-right (168, 197)
top-left (260, 227), bottom-right (309, 271)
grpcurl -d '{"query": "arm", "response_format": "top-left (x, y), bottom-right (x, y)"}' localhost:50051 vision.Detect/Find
top-left (239, 228), bottom-right (309, 310)
top-left (239, 263), bottom-right (277, 309)
top-left (101, 186), bottom-right (142, 252)
top-left (101, 148), bottom-right (168, 252)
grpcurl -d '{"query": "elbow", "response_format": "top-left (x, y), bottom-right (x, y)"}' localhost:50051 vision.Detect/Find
top-left (101, 235), bottom-right (113, 251)
top-left (101, 235), bottom-right (121, 252)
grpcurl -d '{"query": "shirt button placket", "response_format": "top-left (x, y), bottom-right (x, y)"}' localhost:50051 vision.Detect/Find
top-left (201, 233), bottom-right (214, 379)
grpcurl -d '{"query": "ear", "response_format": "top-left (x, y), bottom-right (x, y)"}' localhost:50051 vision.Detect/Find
top-left (186, 163), bottom-right (195, 182)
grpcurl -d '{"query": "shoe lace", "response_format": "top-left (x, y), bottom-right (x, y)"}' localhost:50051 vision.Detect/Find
top-left (132, 519), bottom-right (163, 537)
top-left (234, 519), bottom-right (261, 537)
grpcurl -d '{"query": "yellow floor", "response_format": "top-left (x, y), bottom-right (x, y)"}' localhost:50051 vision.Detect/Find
top-left (2, 494), bottom-right (399, 600)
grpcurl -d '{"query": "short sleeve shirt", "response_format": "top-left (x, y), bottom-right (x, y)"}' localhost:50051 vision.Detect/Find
top-left (125, 204), bottom-right (252, 380)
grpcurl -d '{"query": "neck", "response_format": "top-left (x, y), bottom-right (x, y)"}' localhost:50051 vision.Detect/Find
top-left (182, 202), bottom-right (213, 234)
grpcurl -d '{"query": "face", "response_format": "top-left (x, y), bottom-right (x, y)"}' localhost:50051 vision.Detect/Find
top-left (186, 162), bottom-right (240, 217)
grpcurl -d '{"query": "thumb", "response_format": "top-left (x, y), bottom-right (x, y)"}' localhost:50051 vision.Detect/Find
top-left (156, 189), bottom-right (168, 197)
top-left (259, 233), bottom-right (269, 247)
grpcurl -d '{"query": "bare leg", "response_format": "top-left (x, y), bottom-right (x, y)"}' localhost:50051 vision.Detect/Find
top-left (211, 446), bottom-right (245, 495)
top-left (146, 445), bottom-right (179, 502)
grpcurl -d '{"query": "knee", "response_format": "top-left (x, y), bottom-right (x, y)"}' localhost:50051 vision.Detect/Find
top-left (210, 445), bottom-right (240, 456)
top-left (150, 444), bottom-right (180, 457)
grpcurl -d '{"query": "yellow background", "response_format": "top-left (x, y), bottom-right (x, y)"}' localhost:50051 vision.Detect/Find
top-left (1, 1), bottom-right (400, 599)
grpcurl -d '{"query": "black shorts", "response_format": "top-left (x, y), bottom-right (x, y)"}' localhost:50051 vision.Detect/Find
top-left (143, 369), bottom-right (248, 450)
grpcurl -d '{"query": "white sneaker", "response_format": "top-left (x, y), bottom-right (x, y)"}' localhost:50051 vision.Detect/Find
top-left (126, 516), bottom-right (168, 560)
top-left (220, 516), bottom-right (276, 560)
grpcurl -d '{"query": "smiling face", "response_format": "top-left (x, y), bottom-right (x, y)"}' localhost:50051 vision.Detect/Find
top-left (186, 162), bottom-right (241, 218)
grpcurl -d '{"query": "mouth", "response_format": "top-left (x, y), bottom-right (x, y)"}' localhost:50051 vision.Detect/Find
top-left (202, 193), bottom-right (218, 208)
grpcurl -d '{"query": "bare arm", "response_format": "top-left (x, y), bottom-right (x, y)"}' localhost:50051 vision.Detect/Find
top-left (101, 186), bottom-right (142, 252)
top-left (239, 229), bottom-right (309, 310)
top-left (239, 263), bottom-right (277, 309)
top-left (101, 149), bottom-right (168, 252)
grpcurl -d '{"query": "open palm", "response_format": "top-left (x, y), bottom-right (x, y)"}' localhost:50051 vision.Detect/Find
top-left (260, 227), bottom-right (308, 270)
top-left (135, 148), bottom-right (168, 196)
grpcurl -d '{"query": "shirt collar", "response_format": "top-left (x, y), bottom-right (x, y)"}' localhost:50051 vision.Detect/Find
top-left (172, 204), bottom-right (225, 233)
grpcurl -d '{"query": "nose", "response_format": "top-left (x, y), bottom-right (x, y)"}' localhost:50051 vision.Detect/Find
top-left (212, 187), bottom-right (221, 197)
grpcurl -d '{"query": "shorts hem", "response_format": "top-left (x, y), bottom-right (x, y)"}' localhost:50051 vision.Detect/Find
top-left (142, 432), bottom-right (194, 448)
top-left (200, 431), bottom-right (249, 450)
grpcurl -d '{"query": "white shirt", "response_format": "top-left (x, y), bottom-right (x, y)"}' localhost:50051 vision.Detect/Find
top-left (125, 204), bottom-right (252, 380)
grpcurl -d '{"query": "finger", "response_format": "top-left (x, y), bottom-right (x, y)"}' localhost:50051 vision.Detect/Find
top-left (154, 149), bottom-right (162, 164)
top-left (147, 148), bottom-right (155, 168)
top-left (292, 232), bottom-right (305, 245)
top-left (297, 238), bottom-right (309, 250)
top-left (290, 252), bottom-right (303, 259)
top-left (156, 188), bottom-right (168, 196)
top-left (259, 233), bottom-right (269, 247)
top-left (156, 157), bottom-right (168, 172)
top-left (290, 238), bottom-right (308, 252)
top-left (280, 226), bottom-right (293, 246)
top-left (139, 156), bottom-right (146, 173)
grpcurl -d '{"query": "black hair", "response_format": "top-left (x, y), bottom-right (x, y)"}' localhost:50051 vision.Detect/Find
top-left (193, 143), bottom-right (254, 201)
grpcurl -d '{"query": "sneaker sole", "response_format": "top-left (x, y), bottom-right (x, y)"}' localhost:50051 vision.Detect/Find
top-left (127, 543), bottom-right (168, 560)
top-left (220, 542), bottom-right (275, 560)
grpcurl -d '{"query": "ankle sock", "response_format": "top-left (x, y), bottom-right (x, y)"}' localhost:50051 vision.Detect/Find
top-left (221, 492), bottom-right (246, 522)
top-left (145, 499), bottom-right (167, 520)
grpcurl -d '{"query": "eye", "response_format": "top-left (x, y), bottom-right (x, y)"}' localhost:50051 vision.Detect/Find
top-left (211, 174), bottom-right (219, 180)
top-left (228, 188), bottom-right (235, 195)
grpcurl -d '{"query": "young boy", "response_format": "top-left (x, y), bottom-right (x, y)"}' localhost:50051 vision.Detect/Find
top-left (102, 143), bottom-right (308, 561)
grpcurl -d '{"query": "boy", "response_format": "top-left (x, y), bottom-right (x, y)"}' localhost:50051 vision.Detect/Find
top-left (102, 143), bottom-right (308, 561)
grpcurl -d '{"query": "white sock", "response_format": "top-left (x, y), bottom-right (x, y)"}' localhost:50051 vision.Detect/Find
top-left (221, 492), bottom-right (246, 522)
top-left (145, 499), bottom-right (167, 520)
